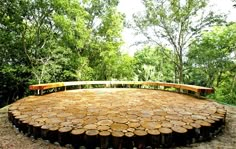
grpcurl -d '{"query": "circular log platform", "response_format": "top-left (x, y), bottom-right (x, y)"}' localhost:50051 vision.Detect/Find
top-left (8, 88), bottom-right (226, 148)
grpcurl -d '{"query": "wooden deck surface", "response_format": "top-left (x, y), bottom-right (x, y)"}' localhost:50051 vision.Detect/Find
top-left (8, 88), bottom-right (225, 148)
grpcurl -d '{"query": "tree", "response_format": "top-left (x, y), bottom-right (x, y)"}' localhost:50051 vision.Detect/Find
top-left (187, 24), bottom-right (236, 104)
top-left (21, 0), bottom-right (90, 84)
top-left (188, 24), bottom-right (236, 87)
top-left (0, 0), bottom-right (31, 106)
top-left (133, 0), bottom-right (225, 83)
top-left (80, 0), bottom-right (126, 80)
top-left (134, 47), bottom-right (174, 81)
top-left (0, 0), bottom-right (127, 106)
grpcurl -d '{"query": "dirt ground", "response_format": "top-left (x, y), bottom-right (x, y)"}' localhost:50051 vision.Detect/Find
top-left (1, 104), bottom-right (236, 149)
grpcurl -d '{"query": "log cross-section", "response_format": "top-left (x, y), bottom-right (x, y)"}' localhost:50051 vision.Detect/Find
top-left (9, 88), bottom-right (225, 148)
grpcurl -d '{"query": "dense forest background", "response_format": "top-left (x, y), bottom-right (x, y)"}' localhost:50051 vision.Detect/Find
top-left (0, 0), bottom-right (235, 107)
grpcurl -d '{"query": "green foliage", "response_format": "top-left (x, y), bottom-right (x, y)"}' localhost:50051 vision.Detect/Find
top-left (134, 47), bottom-right (174, 81)
top-left (187, 24), bottom-right (236, 105)
top-left (0, 0), bottom-right (127, 106)
top-left (133, 0), bottom-right (225, 83)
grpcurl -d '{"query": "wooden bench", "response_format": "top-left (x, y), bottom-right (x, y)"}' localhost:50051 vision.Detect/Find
top-left (29, 81), bottom-right (214, 97)
top-left (29, 82), bottom-right (64, 95)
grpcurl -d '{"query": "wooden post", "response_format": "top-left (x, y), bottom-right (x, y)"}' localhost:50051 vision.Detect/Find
top-left (124, 132), bottom-right (134, 149)
top-left (190, 123), bottom-right (201, 143)
top-left (71, 128), bottom-right (85, 148)
top-left (147, 129), bottom-right (161, 148)
top-left (195, 120), bottom-right (211, 141)
top-left (32, 123), bottom-right (42, 139)
top-left (99, 131), bottom-right (111, 149)
top-left (172, 126), bottom-right (188, 146)
top-left (159, 127), bottom-right (173, 148)
top-left (112, 131), bottom-right (124, 149)
top-left (134, 130), bottom-right (147, 149)
top-left (182, 125), bottom-right (194, 144)
top-left (85, 129), bottom-right (99, 149)
top-left (47, 126), bottom-right (59, 143)
top-left (41, 125), bottom-right (50, 140)
top-left (58, 127), bottom-right (72, 146)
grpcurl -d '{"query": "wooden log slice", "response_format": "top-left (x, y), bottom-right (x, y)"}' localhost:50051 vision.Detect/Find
top-left (97, 116), bottom-right (107, 121)
top-left (112, 117), bottom-right (128, 124)
top-left (154, 111), bottom-right (167, 116)
top-left (127, 114), bottom-right (138, 119)
top-left (58, 127), bottom-right (72, 146)
top-left (141, 121), bottom-right (162, 130)
top-left (127, 127), bottom-right (135, 132)
top-left (128, 122), bottom-right (140, 128)
top-left (170, 120), bottom-right (186, 126)
top-left (192, 115), bottom-right (206, 120)
top-left (148, 129), bottom-right (160, 135)
top-left (47, 117), bottom-right (63, 125)
top-left (35, 117), bottom-right (48, 124)
top-left (217, 109), bottom-right (227, 115)
top-left (100, 131), bottom-right (111, 136)
top-left (85, 129), bottom-right (99, 149)
top-left (125, 132), bottom-right (134, 137)
top-left (183, 125), bottom-right (193, 130)
top-left (172, 126), bottom-right (187, 133)
top-left (8, 105), bottom-right (18, 111)
top-left (71, 119), bottom-right (84, 125)
top-left (195, 120), bottom-right (211, 127)
top-left (112, 131), bottom-right (124, 137)
top-left (57, 113), bottom-right (72, 120)
top-left (182, 118), bottom-right (194, 124)
top-left (111, 123), bottom-right (128, 131)
top-left (97, 120), bottom-right (113, 126)
top-left (42, 112), bottom-right (57, 118)
top-left (99, 131), bottom-right (111, 149)
top-left (152, 115), bottom-right (165, 121)
top-left (84, 124), bottom-right (97, 130)
top-left (178, 111), bottom-right (192, 116)
top-left (84, 118), bottom-right (97, 125)
top-left (165, 115), bottom-right (181, 120)
top-left (31, 115), bottom-right (41, 121)
top-left (129, 118), bottom-right (139, 123)
top-left (71, 128), bottom-right (85, 135)
top-left (161, 121), bottom-right (173, 128)
top-left (134, 130), bottom-right (147, 136)
top-left (190, 123), bottom-right (201, 129)
top-left (159, 127), bottom-right (172, 134)
top-left (98, 125), bottom-right (110, 131)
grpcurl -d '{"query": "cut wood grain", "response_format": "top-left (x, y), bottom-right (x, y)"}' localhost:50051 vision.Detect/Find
top-left (8, 88), bottom-right (226, 148)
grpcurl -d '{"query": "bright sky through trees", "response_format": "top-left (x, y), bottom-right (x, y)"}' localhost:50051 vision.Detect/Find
top-left (118, 0), bottom-right (236, 55)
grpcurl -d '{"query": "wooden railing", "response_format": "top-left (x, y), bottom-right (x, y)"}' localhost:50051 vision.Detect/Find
top-left (29, 81), bottom-right (214, 97)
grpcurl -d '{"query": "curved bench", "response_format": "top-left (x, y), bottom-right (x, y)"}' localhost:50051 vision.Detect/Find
top-left (29, 81), bottom-right (214, 97)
